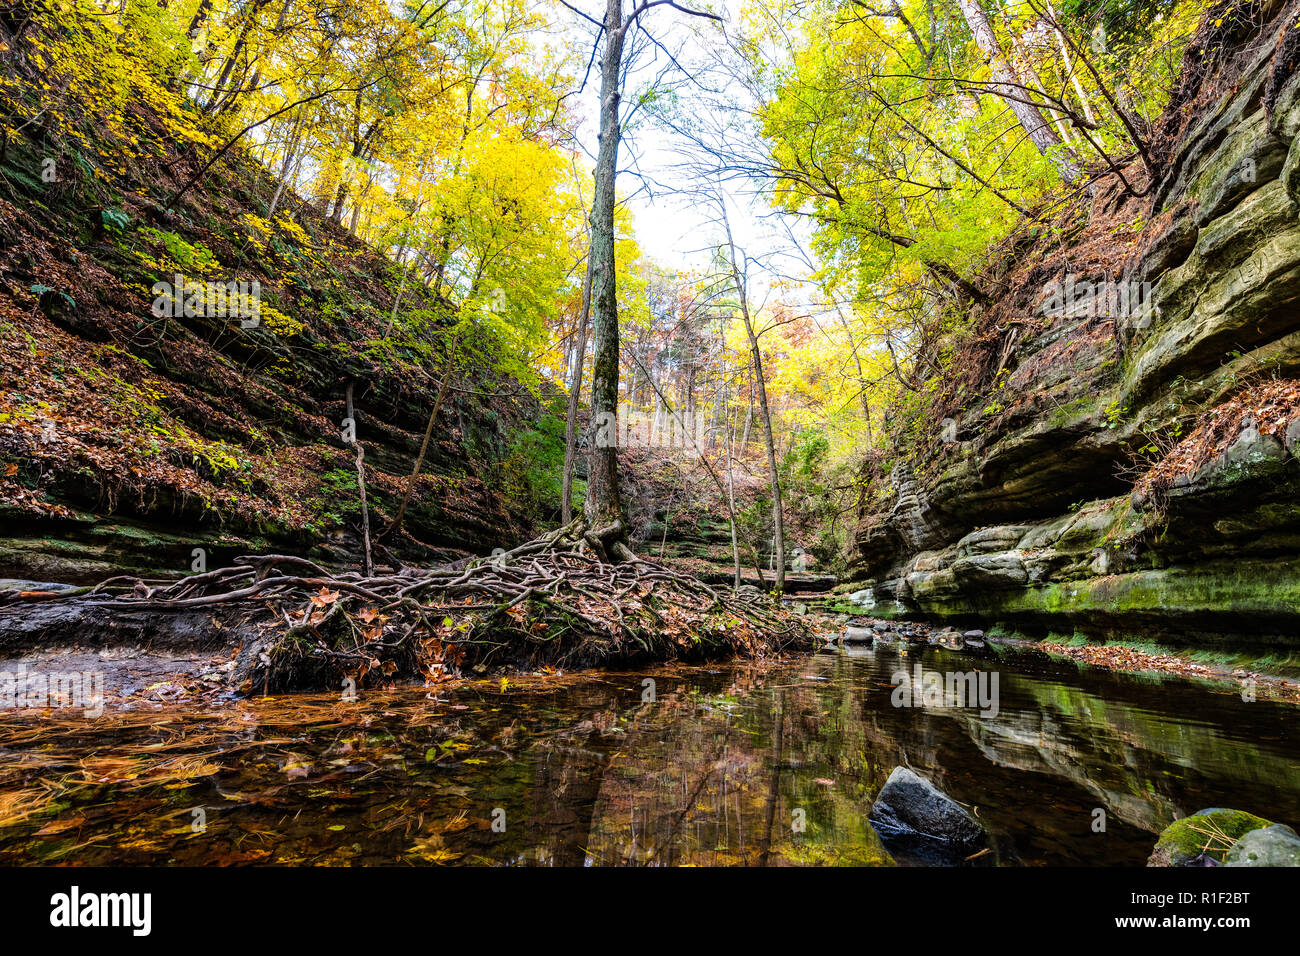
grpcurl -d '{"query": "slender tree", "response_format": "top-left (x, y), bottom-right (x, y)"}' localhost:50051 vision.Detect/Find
top-left (954, 0), bottom-right (1080, 182)
top-left (718, 201), bottom-right (785, 593)
top-left (568, 0), bottom-right (722, 558)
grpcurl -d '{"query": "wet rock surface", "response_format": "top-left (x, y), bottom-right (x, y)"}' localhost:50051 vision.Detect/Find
top-left (868, 766), bottom-right (988, 865)
top-left (0, 593), bottom-right (248, 654)
top-left (1224, 824), bottom-right (1300, 866)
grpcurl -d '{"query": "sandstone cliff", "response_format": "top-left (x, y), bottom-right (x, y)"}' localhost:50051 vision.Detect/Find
top-left (846, 1), bottom-right (1300, 647)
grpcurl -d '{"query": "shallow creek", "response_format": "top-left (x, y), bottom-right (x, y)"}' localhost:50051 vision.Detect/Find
top-left (0, 641), bottom-right (1297, 865)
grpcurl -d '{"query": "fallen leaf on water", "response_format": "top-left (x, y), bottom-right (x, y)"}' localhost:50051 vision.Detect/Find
top-left (35, 813), bottom-right (86, 836)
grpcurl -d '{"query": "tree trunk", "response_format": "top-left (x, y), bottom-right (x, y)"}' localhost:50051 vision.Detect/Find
top-left (1048, 6), bottom-right (1097, 128)
top-left (955, 0), bottom-right (1079, 182)
top-left (344, 381), bottom-right (372, 576)
top-left (726, 410), bottom-right (741, 590)
top-left (267, 107), bottom-right (304, 218)
top-left (378, 343), bottom-right (457, 542)
top-left (561, 249), bottom-right (594, 524)
top-left (722, 209), bottom-right (785, 593)
top-left (583, 0), bottom-right (629, 549)
top-left (204, 0), bottom-right (269, 114)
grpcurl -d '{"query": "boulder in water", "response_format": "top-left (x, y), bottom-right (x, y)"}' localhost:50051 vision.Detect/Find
top-left (868, 766), bottom-right (987, 864)
top-left (843, 626), bottom-right (874, 644)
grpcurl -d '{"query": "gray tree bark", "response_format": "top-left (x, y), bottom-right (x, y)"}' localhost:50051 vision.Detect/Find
top-left (561, 250), bottom-right (594, 524)
top-left (583, 0), bottom-right (631, 545)
top-left (955, 0), bottom-right (1079, 182)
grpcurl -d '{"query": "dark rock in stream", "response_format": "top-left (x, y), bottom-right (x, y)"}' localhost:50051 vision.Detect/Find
top-left (0, 594), bottom-right (246, 654)
top-left (929, 628), bottom-right (963, 648)
top-left (868, 766), bottom-right (988, 864)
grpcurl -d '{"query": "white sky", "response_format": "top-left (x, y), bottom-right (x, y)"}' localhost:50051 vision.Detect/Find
top-left (551, 0), bottom-right (809, 281)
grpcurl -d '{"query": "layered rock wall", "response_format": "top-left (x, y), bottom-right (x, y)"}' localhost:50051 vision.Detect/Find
top-left (848, 9), bottom-right (1300, 646)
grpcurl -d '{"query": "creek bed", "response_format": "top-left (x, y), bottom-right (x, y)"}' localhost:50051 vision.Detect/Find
top-left (0, 640), bottom-right (1297, 865)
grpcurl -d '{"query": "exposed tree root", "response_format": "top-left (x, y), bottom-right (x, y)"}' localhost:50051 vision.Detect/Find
top-left (0, 519), bottom-right (819, 693)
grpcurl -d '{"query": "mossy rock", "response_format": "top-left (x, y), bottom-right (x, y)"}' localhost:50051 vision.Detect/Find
top-left (1224, 824), bottom-right (1300, 866)
top-left (1147, 808), bottom-right (1273, 866)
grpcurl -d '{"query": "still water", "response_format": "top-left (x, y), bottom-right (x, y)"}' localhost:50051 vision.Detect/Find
top-left (0, 642), bottom-right (1297, 865)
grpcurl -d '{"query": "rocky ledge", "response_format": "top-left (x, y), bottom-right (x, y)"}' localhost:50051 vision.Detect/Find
top-left (844, 7), bottom-right (1300, 649)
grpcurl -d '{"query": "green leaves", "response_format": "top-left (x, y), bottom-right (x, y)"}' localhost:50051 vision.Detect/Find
top-left (100, 208), bottom-right (130, 233)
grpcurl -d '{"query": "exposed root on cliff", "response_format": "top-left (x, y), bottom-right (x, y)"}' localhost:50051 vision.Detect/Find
top-left (0, 518), bottom-right (818, 693)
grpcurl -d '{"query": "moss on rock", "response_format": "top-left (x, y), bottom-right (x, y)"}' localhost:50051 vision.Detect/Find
top-left (1147, 808), bottom-right (1273, 866)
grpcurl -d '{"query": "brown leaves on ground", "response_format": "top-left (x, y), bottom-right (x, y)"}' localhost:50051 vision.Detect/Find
top-left (310, 587), bottom-right (341, 608)
top-left (1038, 639), bottom-right (1300, 703)
top-left (1135, 379), bottom-right (1300, 498)
top-left (0, 181), bottom-right (521, 551)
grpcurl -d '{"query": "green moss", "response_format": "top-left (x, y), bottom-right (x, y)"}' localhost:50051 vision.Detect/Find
top-left (820, 601), bottom-right (866, 616)
top-left (1049, 394), bottom-right (1097, 429)
top-left (1152, 809), bottom-right (1273, 865)
top-left (918, 561), bottom-right (1300, 625)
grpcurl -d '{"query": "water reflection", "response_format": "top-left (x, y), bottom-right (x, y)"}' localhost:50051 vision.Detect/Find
top-left (0, 643), bottom-right (1297, 865)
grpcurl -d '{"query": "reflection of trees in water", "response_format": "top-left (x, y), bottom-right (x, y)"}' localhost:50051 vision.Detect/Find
top-left (22, 653), bottom-right (1293, 866)
top-left (531, 672), bottom-right (890, 866)
top-left (526, 728), bottom-right (614, 867)
top-left (502, 651), bottom-right (1300, 866)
